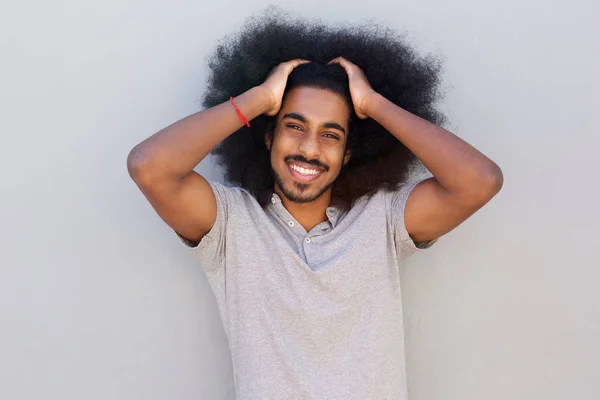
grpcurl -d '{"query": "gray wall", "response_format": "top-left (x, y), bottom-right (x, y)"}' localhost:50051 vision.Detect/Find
top-left (1, 1), bottom-right (598, 399)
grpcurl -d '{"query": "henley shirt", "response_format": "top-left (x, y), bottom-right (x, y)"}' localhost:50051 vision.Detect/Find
top-left (179, 179), bottom-right (434, 399)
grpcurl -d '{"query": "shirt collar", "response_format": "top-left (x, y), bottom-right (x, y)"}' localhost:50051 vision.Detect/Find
top-left (258, 187), bottom-right (348, 227)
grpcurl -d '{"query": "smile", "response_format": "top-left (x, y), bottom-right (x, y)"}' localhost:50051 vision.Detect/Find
top-left (287, 162), bottom-right (324, 182)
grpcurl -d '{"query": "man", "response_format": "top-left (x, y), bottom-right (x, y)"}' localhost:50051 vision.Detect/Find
top-left (127, 12), bottom-right (503, 400)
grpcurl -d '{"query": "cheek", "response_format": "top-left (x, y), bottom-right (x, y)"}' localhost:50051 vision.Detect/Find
top-left (271, 135), bottom-right (295, 157)
top-left (269, 137), bottom-right (289, 167)
top-left (327, 147), bottom-right (347, 170)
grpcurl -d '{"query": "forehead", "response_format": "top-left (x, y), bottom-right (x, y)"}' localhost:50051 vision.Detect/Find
top-left (279, 87), bottom-right (350, 125)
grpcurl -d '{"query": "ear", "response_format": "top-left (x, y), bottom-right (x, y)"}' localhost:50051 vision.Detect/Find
top-left (343, 148), bottom-right (352, 166)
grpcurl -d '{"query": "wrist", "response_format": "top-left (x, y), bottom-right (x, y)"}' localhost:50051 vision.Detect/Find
top-left (252, 85), bottom-right (275, 114)
top-left (362, 91), bottom-right (383, 118)
top-left (232, 86), bottom-right (274, 122)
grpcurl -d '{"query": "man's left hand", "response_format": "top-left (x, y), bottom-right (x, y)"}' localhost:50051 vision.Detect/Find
top-left (328, 56), bottom-right (377, 119)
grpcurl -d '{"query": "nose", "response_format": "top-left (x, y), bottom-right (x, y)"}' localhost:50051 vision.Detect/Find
top-left (298, 131), bottom-right (321, 160)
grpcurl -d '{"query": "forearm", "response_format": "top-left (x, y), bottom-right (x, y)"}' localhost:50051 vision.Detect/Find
top-left (127, 86), bottom-right (271, 181)
top-left (366, 93), bottom-right (503, 198)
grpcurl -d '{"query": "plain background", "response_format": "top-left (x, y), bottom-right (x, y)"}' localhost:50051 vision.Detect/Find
top-left (1, 0), bottom-right (599, 399)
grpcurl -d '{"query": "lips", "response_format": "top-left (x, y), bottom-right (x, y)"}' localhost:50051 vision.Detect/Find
top-left (287, 161), bottom-right (324, 182)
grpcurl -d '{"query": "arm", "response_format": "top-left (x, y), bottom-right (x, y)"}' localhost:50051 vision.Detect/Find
top-left (127, 59), bottom-right (309, 245)
top-left (366, 94), bottom-right (503, 242)
top-left (330, 57), bottom-right (503, 243)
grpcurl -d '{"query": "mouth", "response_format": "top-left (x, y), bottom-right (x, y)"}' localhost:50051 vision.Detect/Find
top-left (286, 161), bottom-right (325, 182)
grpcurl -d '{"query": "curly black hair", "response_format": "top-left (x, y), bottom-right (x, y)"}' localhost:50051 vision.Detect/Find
top-left (203, 7), bottom-right (446, 205)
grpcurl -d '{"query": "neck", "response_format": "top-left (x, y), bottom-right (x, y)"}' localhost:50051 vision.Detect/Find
top-left (274, 185), bottom-right (331, 232)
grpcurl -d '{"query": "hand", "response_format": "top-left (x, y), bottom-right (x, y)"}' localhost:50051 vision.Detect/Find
top-left (328, 56), bottom-right (377, 119)
top-left (260, 59), bottom-right (310, 116)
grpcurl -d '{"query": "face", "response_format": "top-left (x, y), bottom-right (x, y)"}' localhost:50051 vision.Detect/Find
top-left (265, 86), bottom-right (352, 204)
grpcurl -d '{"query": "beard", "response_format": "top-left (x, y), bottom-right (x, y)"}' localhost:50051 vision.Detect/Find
top-left (268, 142), bottom-right (346, 203)
top-left (271, 165), bottom-right (337, 203)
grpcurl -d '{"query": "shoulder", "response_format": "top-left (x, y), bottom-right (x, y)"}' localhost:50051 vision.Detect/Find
top-left (348, 179), bottom-right (426, 226)
top-left (208, 181), bottom-right (263, 215)
top-left (352, 180), bottom-right (423, 209)
top-left (208, 181), bottom-right (253, 200)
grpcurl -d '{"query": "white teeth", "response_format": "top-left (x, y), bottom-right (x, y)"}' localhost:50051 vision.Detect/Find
top-left (291, 164), bottom-right (320, 175)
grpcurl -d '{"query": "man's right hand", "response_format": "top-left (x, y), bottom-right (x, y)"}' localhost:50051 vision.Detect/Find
top-left (260, 59), bottom-right (310, 116)
top-left (127, 59), bottom-right (309, 246)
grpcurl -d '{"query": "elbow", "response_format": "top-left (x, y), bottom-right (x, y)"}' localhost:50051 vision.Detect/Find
top-left (487, 162), bottom-right (504, 195)
top-left (126, 146), bottom-right (143, 180)
top-left (458, 163), bottom-right (504, 208)
top-left (474, 162), bottom-right (504, 203)
top-left (127, 144), bottom-right (183, 189)
top-left (127, 145), bottom-right (156, 186)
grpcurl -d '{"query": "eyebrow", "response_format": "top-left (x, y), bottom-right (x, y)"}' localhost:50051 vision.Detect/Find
top-left (282, 112), bottom-right (346, 135)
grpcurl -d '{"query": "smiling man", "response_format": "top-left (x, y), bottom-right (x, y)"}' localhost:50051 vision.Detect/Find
top-left (127, 11), bottom-right (503, 400)
top-left (266, 86), bottom-right (354, 231)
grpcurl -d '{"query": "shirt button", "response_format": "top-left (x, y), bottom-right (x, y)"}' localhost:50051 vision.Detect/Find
top-left (271, 197), bottom-right (277, 204)
top-left (288, 221), bottom-right (295, 227)
top-left (305, 237), bottom-right (311, 243)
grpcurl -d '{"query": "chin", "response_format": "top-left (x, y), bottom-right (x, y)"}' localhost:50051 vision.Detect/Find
top-left (271, 162), bottom-right (338, 203)
top-left (277, 177), bottom-right (335, 204)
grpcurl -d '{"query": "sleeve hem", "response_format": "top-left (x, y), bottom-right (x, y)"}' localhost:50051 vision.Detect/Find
top-left (174, 181), bottom-right (227, 260)
top-left (395, 178), bottom-right (438, 252)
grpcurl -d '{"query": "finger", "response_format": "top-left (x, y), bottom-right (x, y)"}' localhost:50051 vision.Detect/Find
top-left (327, 56), bottom-right (344, 65)
top-left (328, 57), bottom-right (355, 76)
top-left (331, 60), bottom-right (356, 83)
top-left (287, 59), bottom-right (311, 68)
top-left (280, 59), bottom-right (310, 74)
top-left (328, 56), bottom-right (352, 67)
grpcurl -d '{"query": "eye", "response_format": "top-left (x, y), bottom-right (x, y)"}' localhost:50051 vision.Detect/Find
top-left (287, 124), bottom-right (303, 131)
top-left (322, 133), bottom-right (340, 140)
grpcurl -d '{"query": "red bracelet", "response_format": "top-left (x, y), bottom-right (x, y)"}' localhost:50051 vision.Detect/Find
top-left (229, 96), bottom-right (251, 127)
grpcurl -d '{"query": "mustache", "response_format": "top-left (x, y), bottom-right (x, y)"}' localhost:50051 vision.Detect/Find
top-left (284, 155), bottom-right (330, 172)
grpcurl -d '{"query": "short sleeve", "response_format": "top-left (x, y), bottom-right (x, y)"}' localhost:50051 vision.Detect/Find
top-left (389, 179), bottom-right (437, 261)
top-left (176, 181), bottom-right (233, 270)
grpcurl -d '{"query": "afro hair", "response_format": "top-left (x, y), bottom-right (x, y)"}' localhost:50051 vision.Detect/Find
top-left (202, 7), bottom-right (446, 205)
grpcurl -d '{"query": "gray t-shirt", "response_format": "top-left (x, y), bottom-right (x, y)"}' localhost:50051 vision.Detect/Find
top-left (179, 179), bottom-right (433, 399)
